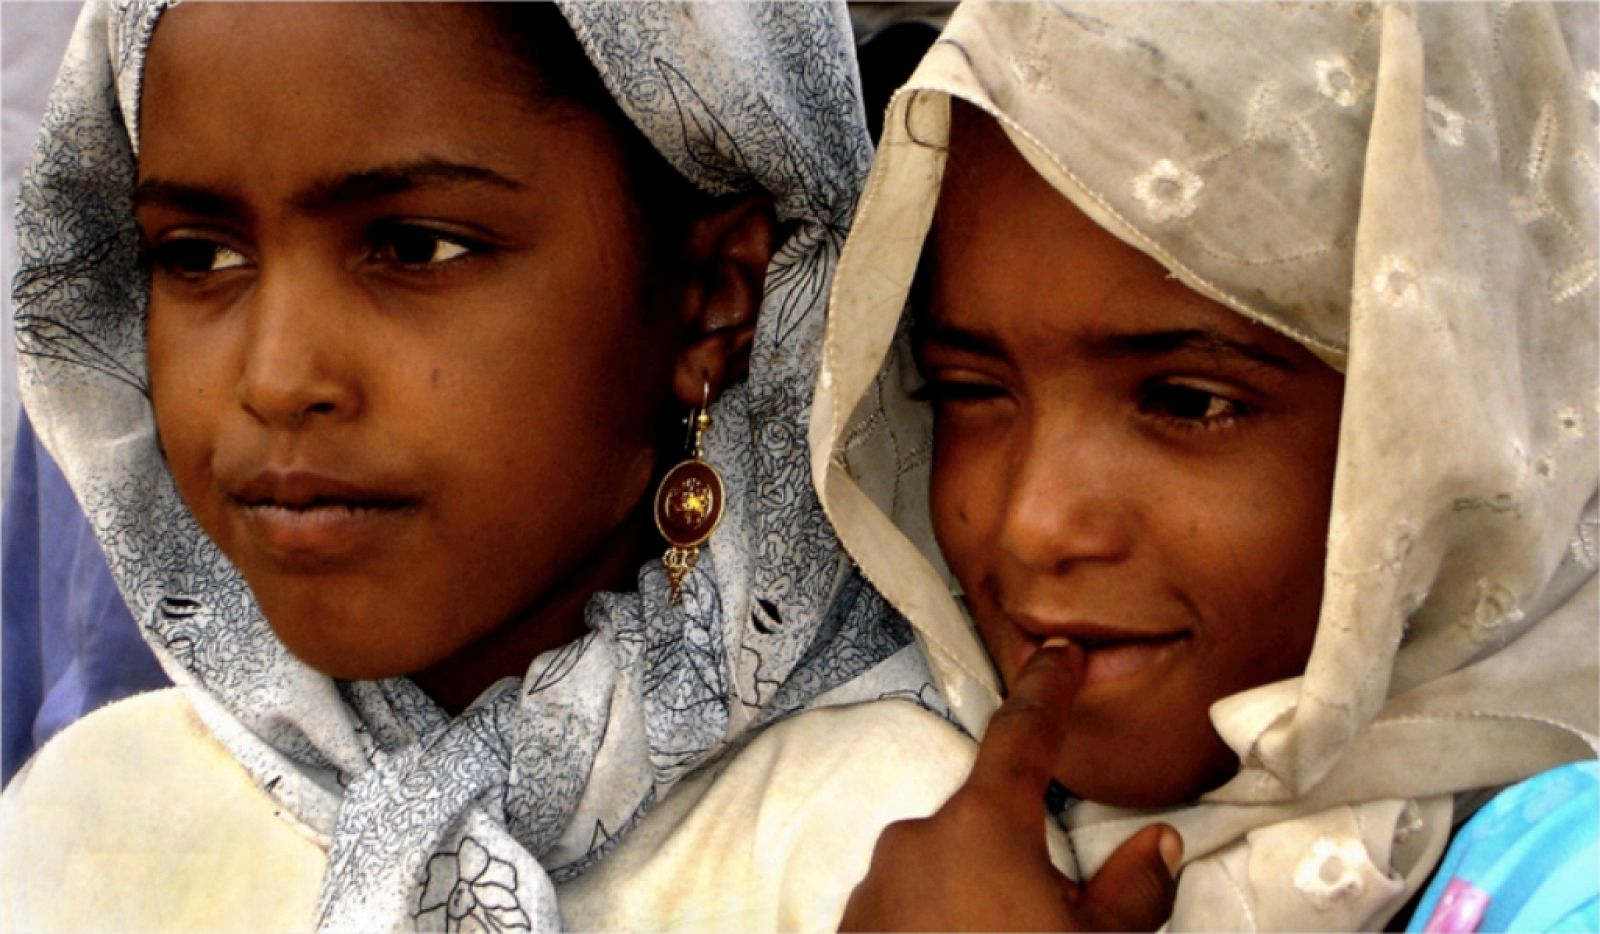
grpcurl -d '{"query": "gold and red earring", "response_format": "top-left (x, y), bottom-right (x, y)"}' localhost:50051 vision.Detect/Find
top-left (654, 382), bottom-right (725, 605)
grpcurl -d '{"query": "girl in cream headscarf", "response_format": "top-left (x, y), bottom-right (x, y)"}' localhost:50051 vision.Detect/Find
top-left (814, 2), bottom-right (1598, 930)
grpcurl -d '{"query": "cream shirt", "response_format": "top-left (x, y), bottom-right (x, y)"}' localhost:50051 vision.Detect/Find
top-left (0, 690), bottom-right (974, 932)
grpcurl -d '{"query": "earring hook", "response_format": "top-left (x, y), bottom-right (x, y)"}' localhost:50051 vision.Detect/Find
top-left (692, 379), bottom-right (713, 459)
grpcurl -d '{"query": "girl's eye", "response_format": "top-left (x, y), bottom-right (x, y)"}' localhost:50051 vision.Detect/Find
top-left (371, 224), bottom-right (479, 268)
top-left (911, 379), bottom-right (1008, 406)
top-left (1140, 382), bottom-right (1251, 427)
top-left (148, 238), bottom-right (250, 278)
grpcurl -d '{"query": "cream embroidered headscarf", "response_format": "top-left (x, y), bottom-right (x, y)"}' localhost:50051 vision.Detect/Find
top-left (15, 1), bottom-right (938, 930)
top-left (813, 3), bottom-right (1598, 929)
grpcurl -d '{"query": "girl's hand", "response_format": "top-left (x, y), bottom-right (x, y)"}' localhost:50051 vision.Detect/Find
top-left (839, 641), bottom-right (1182, 932)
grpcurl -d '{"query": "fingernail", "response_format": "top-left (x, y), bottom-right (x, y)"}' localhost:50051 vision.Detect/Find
top-left (1159, 828), bottom-right (1183, 876)
top-left (1042, 636), bottom-right (1074, 650)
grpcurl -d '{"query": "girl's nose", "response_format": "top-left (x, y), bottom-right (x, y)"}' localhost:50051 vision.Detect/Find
top-left (997, 420), bottom-right (1134, 574)
top-left (236, 269), bottom-right (363, 429)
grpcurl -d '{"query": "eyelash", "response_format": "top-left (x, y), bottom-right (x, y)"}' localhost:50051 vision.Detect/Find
top-left (366, 221), bottom-right (490, 272)
top-left (1137, 381), bottom-right (1253, 431)
top-left (908, 379), bottom-right (1007, 405)
top-left (911, 377), bottom-right (1255, 431)
top-left (142, 222), bottom-right (491, 282)
top-left (143, 236), bottom-right (250, 281)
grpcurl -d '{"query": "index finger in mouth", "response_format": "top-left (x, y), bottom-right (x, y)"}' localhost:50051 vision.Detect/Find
top-left (961, 637), bottom-right (1086, 824)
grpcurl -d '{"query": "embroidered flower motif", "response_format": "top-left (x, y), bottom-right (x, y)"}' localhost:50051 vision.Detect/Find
top-left (1371, 256), bottom-right (1422, 310)
top-left (1294, 836), bottom-right (1369, 909)
top-left (1316, 57), bottom-right (1367, 108)
top-left (1425, 96), bottom-right (1466, 147)
top-left (416, 837), bottom-right (532, 932)
top-left (1132, 159), bottom-right (1204, 222)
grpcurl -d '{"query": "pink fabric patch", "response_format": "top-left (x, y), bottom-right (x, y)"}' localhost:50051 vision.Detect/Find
top-left (1422, 878), bottom-right (1491, 933)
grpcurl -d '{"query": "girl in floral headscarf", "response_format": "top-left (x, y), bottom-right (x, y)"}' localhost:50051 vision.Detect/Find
top-left (812, 3), bottom-right (1598, 930)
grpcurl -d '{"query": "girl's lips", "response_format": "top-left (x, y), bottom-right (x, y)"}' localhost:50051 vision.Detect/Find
top-left (1011, 626), bottom-right (1188, 689)
top-left (1076, 636), bottom-right (1186, 687)
top-left (229, 470), bottom-right (420, 566)
top-left (232, 469), bottom-right (413, 508)
top-left (237, 499), bottom-right (418, 567)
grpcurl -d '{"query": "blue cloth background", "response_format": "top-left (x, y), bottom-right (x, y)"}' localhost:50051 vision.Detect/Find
top-left (2, 410), bottom-right (168, 786)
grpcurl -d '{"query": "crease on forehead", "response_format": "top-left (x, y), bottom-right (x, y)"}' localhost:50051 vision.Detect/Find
top-left (921, 102), bottom-right (1322, 378)
top-left (905, 13), bottom-right (1357, 374)
top-left (988, 107), bottom-right (1349, 374)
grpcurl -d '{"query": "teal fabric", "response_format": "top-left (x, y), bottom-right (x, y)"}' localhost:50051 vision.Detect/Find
top-left (1408, 761), bottom-right (1599, 933)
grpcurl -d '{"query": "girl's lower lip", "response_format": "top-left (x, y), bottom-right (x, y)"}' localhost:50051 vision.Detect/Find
top-left (1014, 635), bottom-right (1185, 689)
top-left (240, 501), bottom-right (414, 565)
top-left (1079, 638), bottom-right (1184, 687)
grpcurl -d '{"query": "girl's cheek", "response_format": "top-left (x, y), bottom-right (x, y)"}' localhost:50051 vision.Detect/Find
top-left (932, 442), bottom-right (986, 543)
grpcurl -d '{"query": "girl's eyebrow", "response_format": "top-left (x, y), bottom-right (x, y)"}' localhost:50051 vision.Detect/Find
top-left (131, 180), bottom-right (246, 220)
top-left (916, 321), bottom-right (1009, 361)
top-left (1095, 329), bottom-right (1299, 372)
top-left (289, 159), bottom-right (525, 213)
top-left (131, 159), bottom-right (525, 220)
top-left (916, 321), bottom-right (1298, 373)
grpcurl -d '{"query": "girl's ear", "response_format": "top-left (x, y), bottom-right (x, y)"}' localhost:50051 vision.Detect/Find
top-left (670, 193), bottom-right (775, 406)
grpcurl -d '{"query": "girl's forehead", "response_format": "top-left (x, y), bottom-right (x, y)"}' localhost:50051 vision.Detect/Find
top-left (146, 3), bottom-right (531, 105)
top-left (139, 3), bottom-right (625, 199)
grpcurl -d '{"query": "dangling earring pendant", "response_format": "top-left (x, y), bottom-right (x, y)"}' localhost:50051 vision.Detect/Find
top-left (654, 383), bottom-right (724, 605)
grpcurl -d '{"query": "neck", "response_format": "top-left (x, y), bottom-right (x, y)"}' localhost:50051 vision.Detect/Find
top-left (410, 503), bottom-right (659, 715)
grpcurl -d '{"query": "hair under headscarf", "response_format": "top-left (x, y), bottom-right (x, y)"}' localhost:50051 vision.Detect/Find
top-left (13, 1), bottom-right (938, 929)
top-left (812, 3), bottom-right (1598, 929)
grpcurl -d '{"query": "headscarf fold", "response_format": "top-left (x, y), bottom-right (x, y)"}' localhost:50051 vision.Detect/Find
top-left (14, 2), bottom-right (938, 929)
top-left (812, 3), bottom-right (1597, 929)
